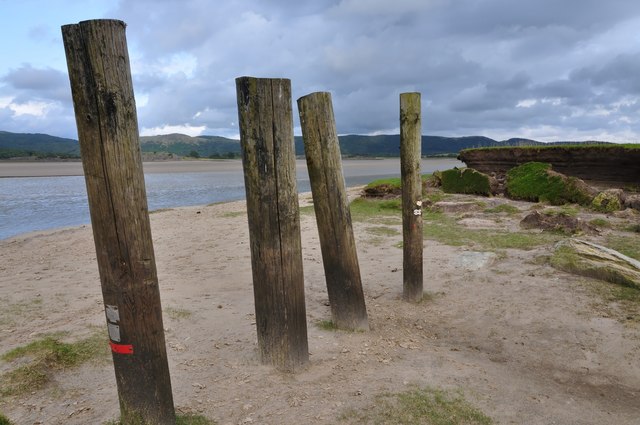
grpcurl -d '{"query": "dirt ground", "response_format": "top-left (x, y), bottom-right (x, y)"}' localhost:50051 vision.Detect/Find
top-left (0, 188), bottom-right (639, 424)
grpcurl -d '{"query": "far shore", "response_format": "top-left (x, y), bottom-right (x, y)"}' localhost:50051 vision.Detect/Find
top-left (0, 159), bottom-right (243, 178)
top-left (0, 157), bottom-right (463, 178)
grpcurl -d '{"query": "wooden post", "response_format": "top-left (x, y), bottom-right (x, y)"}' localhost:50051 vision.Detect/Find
top-left (62, 20), bottom-right (175, 424)
top-left (400, 92), bottom-right (423, 302)
top-left (235, 77), bottom-right (309, 371)
top-left (297, 92), bottom-right (369, 331)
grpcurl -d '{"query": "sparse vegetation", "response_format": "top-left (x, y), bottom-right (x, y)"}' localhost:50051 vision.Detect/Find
top-left (317, 320), bottom-right (338, 331)
top-left (365, 226), bottom-right (400, 237)
top-left (350, 198), bottom-right (401, 221)
top-left (542, 205), bottom-right (580, 217)
top-left (362, 174), bottom-right (433, 197)
top-left (423, 210), bottom-right (561, 250)
top-left (484, 204), bottom-right (520, 214)
top-left (352, 190), bottom-right (562, 250)
top-left (0, 412), bottom-right (13, 425)
top-left (589, 218), bottom-right (611, 228)
top-left (299, 205), bottom-right (316, 215)
top-left (340, 386), bottom-right (493, 424)
top-left (165, 306), bottom-right (193, 320)
top-left (0, 330), bottom-right (109, 398)
top-left (0, 297), bottom-right (43, 327)
top-left (221, 210), bottom-right (246, 218)
top-left (625, 224), bottom-right (640, 233)
top-left (606, 235), bottom-right (640, 261)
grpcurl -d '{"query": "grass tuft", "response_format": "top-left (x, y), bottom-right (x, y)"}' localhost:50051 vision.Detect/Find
top-left (165, 307), bottom-right (193, 320)
top-left (624, 223), bottom-right (640, 233)
top-left (589, 218), bottom-right (611, 228)
top-left (0, 412), bottom-right (14, 425)
top-left (350, 198), bottom-right (402, 221)
top-left (340, 386), bottom-right (493, 424)
top-left (0, 330), bottom-right (109, 397)
top-left (317, 320), bottom-right (338, 331)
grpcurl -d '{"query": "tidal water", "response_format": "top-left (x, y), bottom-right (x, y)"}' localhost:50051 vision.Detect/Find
top-left (0, 158), bottom-right (462, 240)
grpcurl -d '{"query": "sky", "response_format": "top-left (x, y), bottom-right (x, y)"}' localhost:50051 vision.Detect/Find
top-left (2, 0), bottom-right (640, 142)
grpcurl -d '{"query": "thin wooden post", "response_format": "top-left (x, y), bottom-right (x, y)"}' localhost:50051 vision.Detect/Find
top-left (400, 92), bottom-right (423, 302)
top-left (62, 20), bottom-right (175, 424)
top-left (297, 92), bottom-right (369, 331)
top-left (235, 76), bottom-right (309, 371)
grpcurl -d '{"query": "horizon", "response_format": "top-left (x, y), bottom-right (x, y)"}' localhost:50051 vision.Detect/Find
top-left (1, 128), bottom-right (633, 145)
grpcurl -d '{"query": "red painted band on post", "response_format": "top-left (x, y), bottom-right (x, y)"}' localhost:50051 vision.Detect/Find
top-left (110, 341), bottom-right (134, 354)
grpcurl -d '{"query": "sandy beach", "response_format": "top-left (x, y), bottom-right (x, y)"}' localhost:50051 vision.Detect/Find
top-left (0, 187), bottom-right (638, 424)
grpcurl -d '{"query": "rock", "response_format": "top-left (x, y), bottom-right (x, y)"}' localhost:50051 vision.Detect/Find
top-left (520, 210), bottom-right (598, 235)
top-left (432, 201), bottom-right (482, 214)
top-left (362, 183), bottom-right (401, 198)
top-left (613, 208), bottom-right (640, 219)
top-left (457, 218), bottom-right (504, 229)
top-left (552, 239), bottom-right (640, 289)
top-left (454, 251), bottom-right (497, 271)
top-left (591, 189), bottom-right (624, 212)
top-left (623, 194), bottom-right (640, 211)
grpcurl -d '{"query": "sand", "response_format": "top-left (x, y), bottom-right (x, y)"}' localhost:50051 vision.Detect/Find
top-left (0, 160), bottom-right (241, 177)
top-left (0, 189), bottom-right (639, 424)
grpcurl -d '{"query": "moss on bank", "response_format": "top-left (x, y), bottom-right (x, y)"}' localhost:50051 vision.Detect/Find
top-left (505, 162), bottom-right (593, 205)
top-left (439, 168), bottom-right (492, 196)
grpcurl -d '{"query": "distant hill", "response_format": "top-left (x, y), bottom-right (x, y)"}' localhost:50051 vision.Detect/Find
top-left (0, 131), bottom-right (80, 159)
top-left (0, 130), bottom-right (613, 160)
top-left (139, 134), bottom-right (241, 158)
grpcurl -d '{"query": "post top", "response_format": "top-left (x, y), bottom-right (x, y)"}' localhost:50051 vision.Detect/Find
top-left (62, 19), bottom-right (127, 31)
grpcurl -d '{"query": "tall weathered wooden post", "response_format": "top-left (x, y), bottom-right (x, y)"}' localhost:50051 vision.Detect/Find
top-left (297, 92), bottom-right (369, 331)
top-left (235, 77), bottom-right (309, 371)
top-left (62, 20), bottom-right (175, 424)
top-left (400, 92), bottom-right (423, 302)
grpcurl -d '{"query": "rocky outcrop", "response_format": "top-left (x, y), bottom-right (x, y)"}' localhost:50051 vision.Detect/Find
top-left (458, 146), bottom-right (640, 184)
top-left (552, 239), bottom-right (640, 289)
top-left (520, 211), bottom-right (598, 235)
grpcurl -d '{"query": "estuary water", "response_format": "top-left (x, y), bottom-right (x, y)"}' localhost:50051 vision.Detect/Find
top-left (0, 158), bottom-right (462, 240)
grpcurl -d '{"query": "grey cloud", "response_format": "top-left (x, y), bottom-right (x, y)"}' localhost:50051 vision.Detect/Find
top-left (2, 64), bottom-right (70, 103)
top-left (574, 53), bottom-right (640, 95)
top-left (3, 0), bottom-right (640, 142)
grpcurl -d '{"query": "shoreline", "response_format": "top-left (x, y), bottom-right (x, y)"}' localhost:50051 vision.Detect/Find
top-left (0, 157), bottom-right (463, 178)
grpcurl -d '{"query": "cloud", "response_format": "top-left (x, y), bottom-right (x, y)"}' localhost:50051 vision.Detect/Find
top-left (1, 0), bottom-right (640, 142)
top-left (140, 124), bottom-right (206, 137)
top-left (2, 64), bottom-right (70, 103)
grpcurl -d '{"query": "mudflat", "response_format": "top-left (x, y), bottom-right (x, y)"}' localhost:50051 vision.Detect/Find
top-left (0, 160), bottom-right (242, 177)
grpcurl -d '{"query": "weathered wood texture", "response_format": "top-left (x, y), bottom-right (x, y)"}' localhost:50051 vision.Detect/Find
top-left (62, 20), bottom-right (175, 424)
top-left (235, 77), bottom-right (309, 371)
top-left (297, 92), bottom-right (369, 331)
top-left (400, 92), bottom-right (424, 302)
